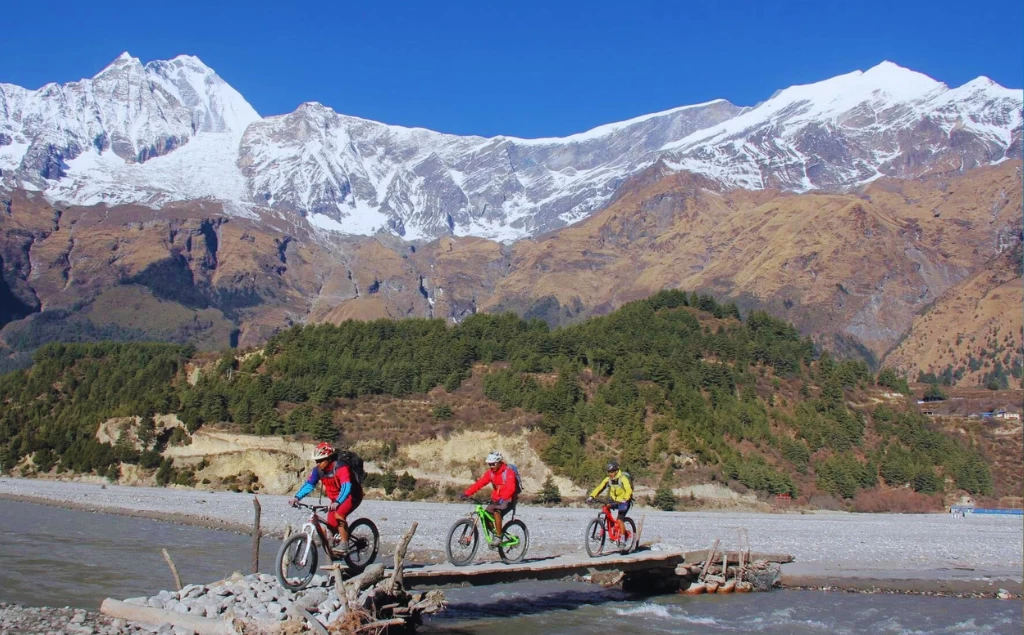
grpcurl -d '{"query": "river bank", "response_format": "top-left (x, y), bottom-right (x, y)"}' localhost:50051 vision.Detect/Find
top-left (1, 477), bottom-right (1021, 598)
top-left (0, 603), bottom-right (154, 635)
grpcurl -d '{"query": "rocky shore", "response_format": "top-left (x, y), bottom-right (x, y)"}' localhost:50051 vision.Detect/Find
top-left (0, 603), bottom-right (152, 634)
top-left (1, 478), bottom-right (1020, 576)
top-left (0, 476), bottom-right (1021, 635)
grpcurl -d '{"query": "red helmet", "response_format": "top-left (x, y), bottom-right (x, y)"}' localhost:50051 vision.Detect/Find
top-left (311, 442), bottom-right (336, 461)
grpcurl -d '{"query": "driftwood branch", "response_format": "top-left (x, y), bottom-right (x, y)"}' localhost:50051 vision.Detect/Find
top-left (388, 522), bottom-right (418, 594)
top-left (100, 599), bottom-right (234, 635)
top-left (161, 548), bottom-right (183, 591)
top-left (346, 564), bottom-right (386, 603)
top-left (293, 605), bottom-right (329, 635)
top-left (355, 617), bottom-right (407, 632)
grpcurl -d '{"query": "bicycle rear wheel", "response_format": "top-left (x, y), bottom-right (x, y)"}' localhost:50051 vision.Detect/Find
top-left (446, 518), bottom-right (479, 566)
top-left (276, 534), bottom-right (318, 591)
top-left (620, 517), bottom-right (638, 554)
top-left (344, 518), bottom-right (379, 570)
top-left (584, 518), bottom-right (605, 557)
top-left (498, 519), bottom-right (529, 564)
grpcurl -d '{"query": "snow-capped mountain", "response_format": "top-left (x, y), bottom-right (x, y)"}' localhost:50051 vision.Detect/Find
top-left (0, 53), bottom-right (258, 204)
top-left (1, 55), bottom-right (1020, 240)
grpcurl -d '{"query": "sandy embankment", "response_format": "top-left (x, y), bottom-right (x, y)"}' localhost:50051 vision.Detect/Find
top-left (0, 477), bottom-right (1020, 596)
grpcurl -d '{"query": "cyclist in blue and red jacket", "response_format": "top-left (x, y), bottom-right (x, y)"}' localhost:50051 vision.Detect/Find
top-left (290, 442), bottom-right (362, 554)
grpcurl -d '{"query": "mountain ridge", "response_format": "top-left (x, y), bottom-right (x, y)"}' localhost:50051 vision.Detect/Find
top-left (2, 55), bottom-right (1019, 240)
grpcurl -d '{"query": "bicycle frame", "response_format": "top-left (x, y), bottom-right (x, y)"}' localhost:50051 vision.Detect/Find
top-left (471, 504), bottom-right (521, 547)
top-left (298, 504), bottom-right (344, 561)
top-left (597, 502), bottom-right (629, 543)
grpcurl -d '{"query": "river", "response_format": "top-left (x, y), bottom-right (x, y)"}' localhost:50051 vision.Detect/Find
top-left (0, 500), bottom-right (1019, 634)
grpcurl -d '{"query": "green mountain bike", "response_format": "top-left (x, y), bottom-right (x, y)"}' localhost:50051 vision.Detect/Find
top-left (445, 503), bottom-right (529, 566)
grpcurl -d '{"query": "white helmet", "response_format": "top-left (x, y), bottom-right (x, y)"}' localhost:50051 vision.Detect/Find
top-left (485, 451), bottom-right (503, 464)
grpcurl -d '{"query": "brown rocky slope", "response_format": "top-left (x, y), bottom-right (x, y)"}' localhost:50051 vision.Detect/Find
top-left (2, 161), bottom-right (1020, 377)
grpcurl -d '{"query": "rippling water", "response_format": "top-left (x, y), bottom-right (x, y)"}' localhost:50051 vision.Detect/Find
top-left (1, 499), bottom-right (1019, 634)
top-left (0, 499), bottom-right (266, 608)
top-left (422, 582), bottom-right (1022, 634)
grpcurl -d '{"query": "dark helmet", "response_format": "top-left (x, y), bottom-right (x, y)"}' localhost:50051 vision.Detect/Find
top-left (606, 461), bottom-right (619, 472)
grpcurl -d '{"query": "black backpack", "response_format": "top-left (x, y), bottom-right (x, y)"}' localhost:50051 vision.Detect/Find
top-left (337, 450), bottom-right (366, 487)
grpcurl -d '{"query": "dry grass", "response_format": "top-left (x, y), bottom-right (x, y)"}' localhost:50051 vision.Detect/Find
top-left (853, 489), bottom-right (943, 513)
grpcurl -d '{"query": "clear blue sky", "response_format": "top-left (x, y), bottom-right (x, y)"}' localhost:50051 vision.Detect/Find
top-left (3, 0), bottom-right (1021, 138)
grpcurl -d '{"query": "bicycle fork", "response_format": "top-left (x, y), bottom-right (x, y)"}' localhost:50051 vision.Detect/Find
top-left (298, 523), bottom-right (317, 565)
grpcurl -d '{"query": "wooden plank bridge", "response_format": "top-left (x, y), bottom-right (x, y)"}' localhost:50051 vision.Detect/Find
top-left (401, 550), bottom-right (685, 588)
top-left (398, 549), bottom-right (795, 589)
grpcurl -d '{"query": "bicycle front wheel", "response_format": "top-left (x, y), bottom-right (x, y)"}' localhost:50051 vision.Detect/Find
top-left (620, 517), bottom-right (638, 554)
top-left (344, 518), bottom-right (380, 570)
top-left (499, 519), bottom-right (529, 564)
top-left (584, 518), bottom-right (605, 557)
top-left (276, 534), bottom-right (318, 591)
top-left (446, 518), bottom-right (479, 566)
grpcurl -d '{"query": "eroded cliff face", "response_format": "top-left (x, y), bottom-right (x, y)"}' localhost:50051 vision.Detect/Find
top-left (0, 191), bottom-right (514, 362)
top-left (2, 161), bottom-right (1020, 371)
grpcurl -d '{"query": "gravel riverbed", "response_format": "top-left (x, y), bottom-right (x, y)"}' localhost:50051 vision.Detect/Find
top-left (2, 477), bottom-right (1020, 576)
top-left (1, 478), bottom-right (1021, 633)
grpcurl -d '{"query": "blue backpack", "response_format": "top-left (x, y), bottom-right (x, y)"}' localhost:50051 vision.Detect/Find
top-left (504, 464), bottom-right (524, 496)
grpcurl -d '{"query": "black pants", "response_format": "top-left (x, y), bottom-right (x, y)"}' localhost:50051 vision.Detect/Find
top-left (486, 499), bottom-right (515, 533)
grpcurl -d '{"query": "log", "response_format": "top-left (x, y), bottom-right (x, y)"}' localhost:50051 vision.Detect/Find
top-left (685, 549), bottom-right (793, 565)
top-left (681, 581), bottom-right (706, 595)
top-left (292, 605), bottom-right (329, 635)
top-left (346, 564), bottom-right (386, 602)
top-left (161, 549), bottom-right (183, 592)
top-left (699, 539), bottom-right (719, 582)
top-left (100, 599), bottom-right (235, 635)
top-left (321, 563), bottom-right (346, 596)
top-left (251, 496), bottom-right (261, 574)
top-left (718, 579), bottom-right (736, 593)
top-left (389, 522), bottom-right (419, 594)
top-left (356, 617), bottom-right (407, 632)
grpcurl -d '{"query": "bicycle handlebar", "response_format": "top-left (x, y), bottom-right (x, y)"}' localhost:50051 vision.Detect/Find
top-left (293, 501), bottom-right (330, 512)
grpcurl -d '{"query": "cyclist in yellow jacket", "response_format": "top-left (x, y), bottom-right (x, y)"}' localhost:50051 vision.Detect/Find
top-left (587, 461), bottom-right (633, 535)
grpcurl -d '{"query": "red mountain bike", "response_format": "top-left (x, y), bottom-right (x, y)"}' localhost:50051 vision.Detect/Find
top-left (584, 499), bottom-right (637, 557)
top-left (276, 502), bottom-right (379, 591)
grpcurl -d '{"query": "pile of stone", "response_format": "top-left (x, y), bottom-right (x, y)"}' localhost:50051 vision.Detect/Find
top-left (102, 524), bottom-right (443, 634)
top-left (104, 569), bottom-right (443, 634)
top-left (121, 573), bottom-right (332, 624)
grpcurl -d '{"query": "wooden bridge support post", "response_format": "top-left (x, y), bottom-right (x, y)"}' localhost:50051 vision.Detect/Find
top-left (251, 496), bottom-right (261, 574)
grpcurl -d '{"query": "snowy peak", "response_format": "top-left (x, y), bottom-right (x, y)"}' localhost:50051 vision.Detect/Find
top-left (0, 51), bottom-right (259, 191)
top-left (144, 54), bottom-right (260, 135)
top-left (658, 62), bottom-right (1021, 191)
top-left (1, 56), bottom-right (1020, 241)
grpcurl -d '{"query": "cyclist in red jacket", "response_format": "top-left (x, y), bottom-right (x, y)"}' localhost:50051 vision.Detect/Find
top-left (290, 442), bottom-right (362, 554)
top-left (462, 451), bottom-right (518, 545)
